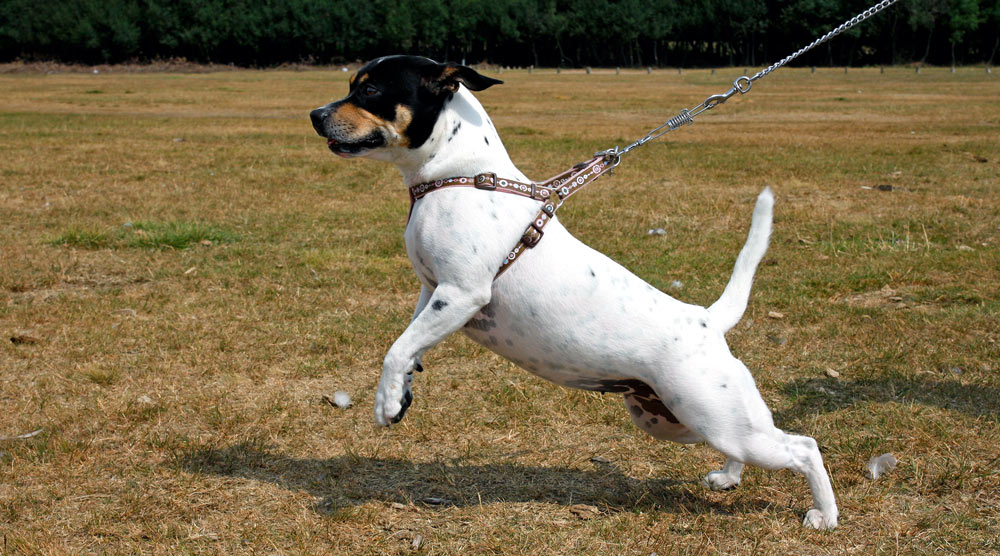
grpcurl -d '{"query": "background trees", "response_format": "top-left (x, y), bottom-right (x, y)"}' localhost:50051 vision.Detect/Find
top-left (0, 0), bottom-right (996, 67)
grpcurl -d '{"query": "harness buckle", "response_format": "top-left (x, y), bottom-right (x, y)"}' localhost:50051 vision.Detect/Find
top-left (474, 172), bottom-right (498, 190)
top-left (522, 221), bottom-right (545, 248)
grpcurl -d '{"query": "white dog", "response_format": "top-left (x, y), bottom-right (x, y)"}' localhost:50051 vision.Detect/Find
top-left (310, 55), bottom-right (838, 529)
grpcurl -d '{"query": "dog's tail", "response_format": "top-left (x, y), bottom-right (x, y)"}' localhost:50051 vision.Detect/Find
top-left (707, 187), bottom-right (774, 332)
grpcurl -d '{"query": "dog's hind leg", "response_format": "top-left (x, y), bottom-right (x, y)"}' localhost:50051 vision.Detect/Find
top-left (709, 426), bottom-right (838, 529)
top-left (656, 357), bottom-right (838, 529)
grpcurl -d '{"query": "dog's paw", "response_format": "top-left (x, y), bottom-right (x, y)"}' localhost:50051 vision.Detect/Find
top-left (374, 386), bottom-right (412, 427)
top-left (703, 470), bottom-right (741, 491)
top-left (802, 508), bottom-right (838, 530)
top-left (374, 367), bottom-right (415, 427)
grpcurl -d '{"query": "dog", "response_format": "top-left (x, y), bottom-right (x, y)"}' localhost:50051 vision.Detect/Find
top-left (309, 55), bottom-right (838, 529)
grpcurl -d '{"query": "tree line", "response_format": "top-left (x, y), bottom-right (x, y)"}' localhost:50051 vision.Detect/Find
top-left (1, 0), bottom-right (997, 68)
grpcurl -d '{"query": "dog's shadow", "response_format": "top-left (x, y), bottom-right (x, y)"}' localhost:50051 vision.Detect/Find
top-left (774, 375), bottom-right (1000, 423)
top-left (178, 442), bottom-right (761, 516)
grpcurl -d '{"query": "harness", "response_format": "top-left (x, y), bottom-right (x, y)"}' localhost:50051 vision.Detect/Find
top-left (408, 0), bottom-right (900, 280)
top-left (409, 154), bottom-right (613, 278)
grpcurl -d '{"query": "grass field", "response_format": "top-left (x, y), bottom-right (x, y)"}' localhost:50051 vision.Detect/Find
top-left (1, 64), bottom-right (998, 555)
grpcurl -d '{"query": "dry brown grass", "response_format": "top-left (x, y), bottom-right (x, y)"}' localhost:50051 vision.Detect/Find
top-left (1, 65), bottom-right (998, 555)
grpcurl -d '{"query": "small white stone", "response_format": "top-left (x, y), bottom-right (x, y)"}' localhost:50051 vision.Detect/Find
top-left (333, 390), bottom-right (352, 408)
top-left (670, 280), bottom-right (683, 289)
top-left (865, 453), bottom-right (898, 480)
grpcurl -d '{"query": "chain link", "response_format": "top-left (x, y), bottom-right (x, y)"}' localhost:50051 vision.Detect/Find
top-left (749, 0), bottom-right (900, 83)
top-left (599, 0), bottom-right (901, 165)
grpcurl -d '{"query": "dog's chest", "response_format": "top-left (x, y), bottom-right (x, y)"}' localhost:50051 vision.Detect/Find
top-left (404, 188), bottom-right (539, 288)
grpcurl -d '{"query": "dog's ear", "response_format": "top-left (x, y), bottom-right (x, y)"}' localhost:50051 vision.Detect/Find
top-left (421, 63), bottom-right (503, 95)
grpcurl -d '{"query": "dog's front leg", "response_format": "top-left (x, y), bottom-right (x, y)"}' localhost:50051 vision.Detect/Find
top-left (374, 282), bottom-right (490, 426)
top-left (408, 285), bottom-right (434, 373)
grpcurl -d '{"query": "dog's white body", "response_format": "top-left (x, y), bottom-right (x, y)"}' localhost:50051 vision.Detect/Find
top-left (336, 80), bottom-right (836, 529)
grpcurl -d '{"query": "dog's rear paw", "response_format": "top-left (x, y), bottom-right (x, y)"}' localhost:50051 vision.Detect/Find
top-left (803, 508), bottom-right (838, 530)
top-left (703, 470), bottom-right (741, 491)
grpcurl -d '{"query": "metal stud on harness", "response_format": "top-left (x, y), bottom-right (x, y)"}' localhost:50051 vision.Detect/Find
top-left (409, 0), bottom-right (901, 279)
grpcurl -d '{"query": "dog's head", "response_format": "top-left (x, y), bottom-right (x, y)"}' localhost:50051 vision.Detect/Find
top-left (310, 55), bottom-right (502, 158)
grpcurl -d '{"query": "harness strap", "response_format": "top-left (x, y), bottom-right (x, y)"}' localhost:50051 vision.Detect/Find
top-left (408, 154), bottom-right (614, 279)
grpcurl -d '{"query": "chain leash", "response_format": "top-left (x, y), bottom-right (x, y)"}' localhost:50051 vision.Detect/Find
top-left (597, 0), bottom-right (901, 167)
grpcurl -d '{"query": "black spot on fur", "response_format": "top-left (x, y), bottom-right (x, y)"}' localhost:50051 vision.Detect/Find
top-left (568, 379), bottom-right (679, 423)
top-left (432, 300), bottom-right (448, 311)
top-left (465, 318), bottom-right (497, 331)
top-left (701, 320), bottom-right (707, 328)
top-left (629, 405), bottom-right (643, 418)
top-left (484, 136), bottom-right (489, 145)
top-left (451, 121), bottom-right (461, 136)
top-left (589, 268), bottom-right (596, 278)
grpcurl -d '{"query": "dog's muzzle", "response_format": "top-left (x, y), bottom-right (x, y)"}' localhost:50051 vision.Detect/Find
top-left (310, 106), bottom-right (386, 157)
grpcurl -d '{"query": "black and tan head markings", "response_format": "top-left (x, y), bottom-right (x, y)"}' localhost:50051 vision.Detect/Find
top-left (310, 55), bottom-right (503, 154)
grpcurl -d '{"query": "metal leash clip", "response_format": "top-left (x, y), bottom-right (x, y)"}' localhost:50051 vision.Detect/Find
top-left (701, 76), bottom-right (753, 110)
top-left (594, 146), bottom-right (622, 172)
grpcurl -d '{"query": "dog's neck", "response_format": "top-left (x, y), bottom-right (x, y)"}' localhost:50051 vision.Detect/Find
top-left (381, 87), bottom-right (525, 186)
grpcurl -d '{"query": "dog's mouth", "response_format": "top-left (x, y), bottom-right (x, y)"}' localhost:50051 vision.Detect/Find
top-left (325, 133), bottom-right (385, 158)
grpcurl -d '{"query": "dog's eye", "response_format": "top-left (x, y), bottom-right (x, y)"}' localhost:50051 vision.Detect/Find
top-left (362, 84), bottom-right (379, 97)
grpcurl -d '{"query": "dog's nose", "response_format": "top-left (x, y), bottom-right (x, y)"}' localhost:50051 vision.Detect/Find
top-left (310, 108), bottom-right (328, 136)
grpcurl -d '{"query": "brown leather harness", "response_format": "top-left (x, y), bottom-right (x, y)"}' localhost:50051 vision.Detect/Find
top-left (408, 153), bottom-right (616, 279)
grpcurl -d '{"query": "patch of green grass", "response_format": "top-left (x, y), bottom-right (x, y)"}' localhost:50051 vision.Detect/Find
top-left (51, 227), bottom-right (111, 248)
top-left (51, 221), bottom-right (238, 250)
top-left (124, 221), bottom-right (238, 249)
